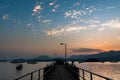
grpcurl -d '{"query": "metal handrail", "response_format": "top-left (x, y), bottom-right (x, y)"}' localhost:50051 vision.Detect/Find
top-left (66, 64), bottom-right (112, 80)
top-left (14, 64), bottom-right (55, 80)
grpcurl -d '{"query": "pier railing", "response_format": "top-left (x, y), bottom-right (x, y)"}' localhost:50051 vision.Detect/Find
top-left (14, 64), bottom-right (55, 80)
top-left (66, 64), bottom-right (112, 80)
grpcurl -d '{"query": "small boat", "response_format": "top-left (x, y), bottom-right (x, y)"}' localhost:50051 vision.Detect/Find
top-left (16, 64), bottom-right (23, 70)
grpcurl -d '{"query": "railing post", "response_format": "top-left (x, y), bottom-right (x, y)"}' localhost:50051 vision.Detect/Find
top-left (31, 73), bottom-right (33, 80)
top-left (90, 73), bottom-right (93, 80)
top-left (79, 69), bottom-right (80, 79)
top-left (38, 70), bottom-right (40, 80)
top-left (83, 70), bottom-right (85, 80)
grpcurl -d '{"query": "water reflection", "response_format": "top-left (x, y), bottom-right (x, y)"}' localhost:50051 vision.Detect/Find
top-left (76, 62), bottom-right (120, 80)
top-left (0, 62), bottom-right (119, 80)
top-left (0, 62), bottom-right (51, 80)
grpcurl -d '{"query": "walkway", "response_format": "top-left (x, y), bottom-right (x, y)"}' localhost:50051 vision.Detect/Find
top-left (43, 64), bottom-right (79, 80)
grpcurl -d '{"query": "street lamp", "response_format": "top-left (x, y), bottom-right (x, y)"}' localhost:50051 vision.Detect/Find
top-left (60, 43), bottom-right (67, 63)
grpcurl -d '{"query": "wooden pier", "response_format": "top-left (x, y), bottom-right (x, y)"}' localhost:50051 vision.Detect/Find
top-left (43, 64), bottom-right (79, 80)
top-left (14, 60), bottom-right (112, 80)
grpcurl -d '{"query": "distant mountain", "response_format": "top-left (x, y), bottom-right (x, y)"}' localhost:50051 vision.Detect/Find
top-left (69, 50), bottom-right (120, 62)
top-left (34, 55), bottom-right (53, 61)
top-left (10, 55), bottom-right (53, 63)
top-left (7, 50), bottom-right (120, 63)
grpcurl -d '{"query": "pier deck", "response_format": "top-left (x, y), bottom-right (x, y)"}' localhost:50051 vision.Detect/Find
top-left (43, 64), bottom-right (79, 80)
top-left (14, 61), bottom-right (112, 80)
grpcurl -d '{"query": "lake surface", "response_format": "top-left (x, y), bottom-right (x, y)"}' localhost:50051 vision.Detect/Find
top-left (0, 62), bottom-right (51, 80)
top-left (0, 62), bottom-right (119, 80)
top-left (76, 62), bottom-right (120, 80)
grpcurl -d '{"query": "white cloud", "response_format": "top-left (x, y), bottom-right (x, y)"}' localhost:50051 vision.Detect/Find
top-left (66, 26), bottom-right (86, 32)
top-left (27, 23), bottom-right (32, 28)
top-left (85, 19), bottom-right (100, 24)
top-left (44, 24), bottom-right (86, 36)
top-left (65, 6), bottom-right (96, 19)
top-left (64, 10), bottom-right (86, 19)
top-left (42, 19), bottom-right (52, 24)
top-left (52, 9), bottom-right (56, 12)
top-left (38, 16), bottom-right (42, 19)
top-left (89, 24), bottom-right (97, 28)
top-left (33, 5), bottom-right (42, 15)
top-left (85, 6), bottom-right (97, 14)
top-left (55, 4), bottom-right (60, 8)
top-left (2, 14), bottom-right (8, 20)
top-left (49, 2), bottom-right (55, 6)
top-left (73, 2), bottom-right (80, 6)
top-left (52, 4), bottom-right (60, 12)
top-left (64, 11), bottom-right (72, 18)
top-left (44, 28), bottom-right (64, 36)
top-left (97, 27), bottom-right (105, 31)
top-left (101, 19), bottom-right (120, 29)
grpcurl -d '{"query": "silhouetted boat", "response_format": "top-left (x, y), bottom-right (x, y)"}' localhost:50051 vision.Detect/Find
top-left (16, 64), bottom-right (23, 70)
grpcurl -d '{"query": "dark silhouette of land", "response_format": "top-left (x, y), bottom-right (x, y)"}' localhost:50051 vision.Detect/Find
top-left (70, 50), bottom-right (120, 62)
top-left (1, 50), bottom-right (120, 63)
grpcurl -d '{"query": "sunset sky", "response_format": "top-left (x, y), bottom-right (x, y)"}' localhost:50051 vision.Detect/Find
top-left (0, 0), bottom-right (120, 59)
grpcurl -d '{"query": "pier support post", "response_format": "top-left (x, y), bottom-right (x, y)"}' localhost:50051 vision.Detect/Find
top-left (90, 73), bottom-right (93, 80)
top-left (31, 73), bottom-right (33, 80)
top-left (83, 70), bottom-right (85, 80)
top-left (38, 70), bottom-right (40, 80)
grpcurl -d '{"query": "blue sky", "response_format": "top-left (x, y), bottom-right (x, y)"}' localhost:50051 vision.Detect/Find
top-left (0, 0), bottom-right (120, 59)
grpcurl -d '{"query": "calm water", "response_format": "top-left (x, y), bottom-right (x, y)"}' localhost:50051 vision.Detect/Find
top-left (0, 62), bottom-right (120, 80)
top-left (76, 62), bottom-right (120, 80)
top-left (0, 62), bottom-right (51, 80)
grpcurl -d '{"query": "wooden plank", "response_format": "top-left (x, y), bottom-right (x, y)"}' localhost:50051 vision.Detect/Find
top-left (43, 65), bottom-right (79, 80)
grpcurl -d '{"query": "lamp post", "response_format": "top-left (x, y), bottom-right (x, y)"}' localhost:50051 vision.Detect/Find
top-left (60, 43), bottom-right (67, 63)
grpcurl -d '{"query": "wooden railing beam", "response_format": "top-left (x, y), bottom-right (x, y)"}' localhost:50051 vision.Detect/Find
top-left (14, 64), bottom-right (55, 80)
top-left (66, 64), bottom-right (112, 80)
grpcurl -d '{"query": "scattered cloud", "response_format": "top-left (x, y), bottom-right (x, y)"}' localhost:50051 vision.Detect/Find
top-left (2, 14), bottom-right (8, 20)
top-left (52, 4), bottom-right (60, 12)
top-left (64, 6), bottom-right (97, 20)
top-left (32, 4), bottom-right (42, 15)
top-left (42, 19), bottom-right (52, 24)
top-left (86, 20), bottom-right (100, 24)
top-left (44, 28), bottom-right (64, 36)
top-left (27, 23), bottom-right (32, 28)
top-left (55, 4), bottom-right (60, 9)
top-left (73, 2), bottom-right (80, 6)
top-left (65, 10), bottom-right (86, 19)
top-left (89, 24), bottom-right (97, 28)
top-left (79, 19), bottom-right (100, 25)
top-left (97, 27), bottom-right (105, 31)
top-left (38, 16), bottom-right (42, 19)
top-left (44, 24), bottom-right (86, 36)
top-left (70, 48), bottom-right (103, 53)
top-left (66, 26), bottom-right (86, 32)
top-left (49, 1), bottom-right (55, 6)
top-left (86, 6), bottom-right (96, 14)
top-left (101, 19), bottom-right (120, 29)
top-left (52, 9), bottom-right (56, 12)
